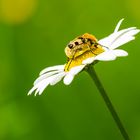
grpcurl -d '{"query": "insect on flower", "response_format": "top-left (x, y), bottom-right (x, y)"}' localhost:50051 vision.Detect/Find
top-left (64, 33), bottom-right (105, 71)
top-left (28, 19), bottom-right (140, 96)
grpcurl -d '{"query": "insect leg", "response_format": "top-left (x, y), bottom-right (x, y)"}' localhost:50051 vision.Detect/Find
top-left (65, 50), bottom-right (77, 71)
top-left (98, 43), bottom-right (110, 50)
top-left (87, 44), bottom-right (98, 55)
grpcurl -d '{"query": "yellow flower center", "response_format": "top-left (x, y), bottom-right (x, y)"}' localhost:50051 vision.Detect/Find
top-left (64, 44), bottom-right (104, 72)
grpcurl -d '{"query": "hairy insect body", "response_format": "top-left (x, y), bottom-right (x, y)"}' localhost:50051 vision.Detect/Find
top-left (64, 33), bottom-right (105, 71)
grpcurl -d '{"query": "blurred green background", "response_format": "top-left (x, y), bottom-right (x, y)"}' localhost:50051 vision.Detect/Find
top-left (0, 0), bottom-right (140, 140)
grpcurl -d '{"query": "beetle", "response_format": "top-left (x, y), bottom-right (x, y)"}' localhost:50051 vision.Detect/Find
top-left (64, 33), bottom-right (105, 71)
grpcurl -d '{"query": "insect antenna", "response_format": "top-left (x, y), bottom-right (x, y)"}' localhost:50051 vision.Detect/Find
top-left (99, 43), bottom-right (110, 50)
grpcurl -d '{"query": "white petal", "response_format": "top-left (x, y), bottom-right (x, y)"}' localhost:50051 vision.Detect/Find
top-left (99, 27), bottom-right (136, 49)
top-left (34, 74), bottom-right (59, 95)
top-left (82, 57), bottom-right (95, 65)
top-left (37, 81), bottom-right (50, 95)
top-left (28, 86), bottom-right (37, 95)
top-left (60, 65), bottom-right (85, 85)
top-left (110, 29), bottom-right (140, 49)
top-left (114, 18), bottom-right (124, 33)
top-left (113, 49), bottom-right (128, 57)
top-left (63, 74), bottom-right (74, 85)
top-left (34, 79), bottom-right (50, 96)
top-left (34, 71), bottom-right (61, 85)
top-left (35, 88), bottom-right (41, 96)
top-left (28, 78), bottom-right (50, 95)
top-left (94, 51), bottom-right (116, 61)
top-left (50, 72), bottom-right (66, 85)
top-left (111, 36), bottom-right (135, 49)
top-left (69, 65), bottom-right (85, 76)
top-left (39, 65), bottom-right (65, 75)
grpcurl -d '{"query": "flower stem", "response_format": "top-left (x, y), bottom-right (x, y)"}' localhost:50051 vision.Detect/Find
top-left (86, 65), bottom-right (130, 140)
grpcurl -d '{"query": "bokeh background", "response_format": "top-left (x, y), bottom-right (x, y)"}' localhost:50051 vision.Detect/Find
top-left (0, 0), bottom-right (140, 140)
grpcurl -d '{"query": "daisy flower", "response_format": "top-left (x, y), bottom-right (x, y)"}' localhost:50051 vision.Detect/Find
top-left (28, 19), bottom-right (140, 96)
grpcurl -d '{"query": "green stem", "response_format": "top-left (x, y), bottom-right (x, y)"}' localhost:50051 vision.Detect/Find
top-left (86, 65), bottom-right (130, 140)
